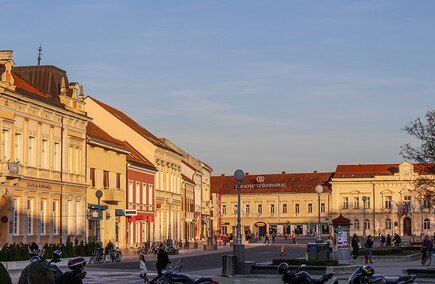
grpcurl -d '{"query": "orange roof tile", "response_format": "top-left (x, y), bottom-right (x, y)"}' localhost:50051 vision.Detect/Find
top-left (12, 71), bottom-right (50, 98)
top-left (211, 172), bottom-right (333, 195)
top-left (334, 164), bottom-right (398, 178)
top-left (90, 97), bottom-right (180, 155)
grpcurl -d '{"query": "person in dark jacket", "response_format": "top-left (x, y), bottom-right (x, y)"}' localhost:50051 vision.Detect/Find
top-left (351, 234), bottom-right (360, 261)
top-left (386, 234), bottom-right (392, 246)
top-left (150, 244), bottom-right (171, 283)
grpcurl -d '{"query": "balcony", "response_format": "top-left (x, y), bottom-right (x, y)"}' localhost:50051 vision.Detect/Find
top-left (101, 187), bottom-right (124, 203)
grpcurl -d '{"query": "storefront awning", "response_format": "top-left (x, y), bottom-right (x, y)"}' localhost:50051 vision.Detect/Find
top-left (90, 205), bottom-right (108, 210)
top-left (127, 213), bottom-right (154, 223)
top-left (115, 209), bottom-right (125, 216)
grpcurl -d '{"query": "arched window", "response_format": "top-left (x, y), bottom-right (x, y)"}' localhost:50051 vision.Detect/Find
top-left (385, 218), bottom-right (392, 230)
top-left (424, 218), bottom-right (431, 230)
top-left (365, 219), bottom-right (371, 230)
top-left (354, 219), bottom-right (360, 230)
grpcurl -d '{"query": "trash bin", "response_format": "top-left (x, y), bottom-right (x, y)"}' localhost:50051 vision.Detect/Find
top-left (317, 242), bottom-right (328, 261)
top-left (307, 243), bottom-right (317, 261)
top-left (222, 255), bottom-right (236, 277)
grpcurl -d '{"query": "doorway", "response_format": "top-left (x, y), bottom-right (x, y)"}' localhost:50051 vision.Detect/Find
top-left (403, 217), bottom-right (412, 236)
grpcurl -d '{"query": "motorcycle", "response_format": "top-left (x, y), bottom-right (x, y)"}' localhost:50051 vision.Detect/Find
top-left (151, 258), bottom-right (219, 284)
top-left (348, 265), bottom-right (416, 284)
top-left (277, 262), bottom-right (338, 284)
top-left (26, 250), bottom-right (88, 284)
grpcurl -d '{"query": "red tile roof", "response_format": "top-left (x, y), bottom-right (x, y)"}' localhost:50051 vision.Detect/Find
top-left (211, 172), bottom-right (333, 195)
top-left (87, 122), bottom-right (128, 151)
top-left (12, 71), bottom-right (50, 98)
top-left (123, 141), bottom-right (156, 170)
top-left (334, 164), bottom-right (399, 178)
top-left (90, 97), bottom-right (180, 155)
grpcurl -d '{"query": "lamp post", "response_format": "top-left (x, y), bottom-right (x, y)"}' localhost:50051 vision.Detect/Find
top-left (234, 169), bottom-right (245, 268)
top-left (362, 196), bottom-right (367, 238)
top-left (95, 190), bottom-right (103, 245)
top-left (206, 202), bottom-right (216, 250)
top-left (315, 185), bottom-right (323, 241)
top-left (167, 196), bottom-right (173, 247)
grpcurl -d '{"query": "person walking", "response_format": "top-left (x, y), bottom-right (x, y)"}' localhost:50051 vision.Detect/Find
top-left (151, 244), bottom-right (171, 283)
top-left (380, 235), bottom-right (386, 247)
top-left (139, 254), bottom-right (148, 283)
top-left (264, 233), bottom-right (270, 245)
top-left (386, 234), bottom-right (392, 246)
top-left (292, 231), bottom-right (296, 244)
top-left (393, 233), bottom-right (401, 246)
top-left (421, 235), bottom-right (433, 265)
top-left (351, 234), bottom-right (361, 261)
top-left (364, 235), bottom-right (374, 264)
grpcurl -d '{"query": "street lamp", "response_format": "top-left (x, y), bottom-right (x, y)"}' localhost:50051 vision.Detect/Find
top-left (234, 169), bottom-right (245, 267)
top-left (362, 196), bottom-right (367, 238)
top-left (167, 196), bottom-right (173, 247)
top-left (315, 184), bottom-right (323, 241)
top-left (95, 190), bottom-right (103, 245)
top-left (206, 202), bottom-right (215, 250)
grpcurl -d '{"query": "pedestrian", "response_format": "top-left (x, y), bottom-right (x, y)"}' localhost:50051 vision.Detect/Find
top-left (139, 254), bottom-right (148, 283)
top-left (364, 235), bottom-right (374, 264)
top-left (292, 231), bottom-right (296, 244)
top-left (264, 233), bottom-right (270, 245)
top-left (378, 228), bottom-right (381, 237)
top-left (284, 232), bottom-right (288, 241)
top-left (151, 244), bottom-right (171, 282)
top-left (421, 235), bottom-right (433, 265)
top-left (393, 233), bottom-right (401, 246)
top-left (351, 234), bottom-right (360, 261)
top-left (380, 235), bottom-right (386, 247)
top-left (272, 232), bottom-right (276, 244)
top-left (386, 234), bottom-right (392, 246)
top-left (327, 235), bottom-right (333, 254)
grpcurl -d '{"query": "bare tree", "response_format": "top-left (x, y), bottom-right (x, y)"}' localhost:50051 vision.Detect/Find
top-left (400, 110), bottom-right (435, 201)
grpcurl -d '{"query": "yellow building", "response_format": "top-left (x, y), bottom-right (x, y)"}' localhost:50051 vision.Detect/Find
top-left (211, 171), bottom-right (334, 239)
top-left (330, 162), bottom-right (435, 239)
top-left (86, 122), bottom-right (128, 248)
top-left (0, 50), bottom-right (90, 245)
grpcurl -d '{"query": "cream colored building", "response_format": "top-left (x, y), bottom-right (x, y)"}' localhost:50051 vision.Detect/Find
top-left (84, 97), bottom-right (184, 245)
top-left (211, 171), bottom-right (334, 238)
top-left (0, 50), bottom-right (90, 245)
top-left (330, 162), bottom-right (435, 239)
top-left (86, 122), bottom-right (128, 248)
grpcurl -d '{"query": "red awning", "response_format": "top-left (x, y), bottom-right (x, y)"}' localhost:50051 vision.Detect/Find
top-left (127, 213), bottom-right (154, 223)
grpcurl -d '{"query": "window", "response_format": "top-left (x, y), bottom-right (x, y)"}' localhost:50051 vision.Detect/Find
top-left (307, 203), bottom-right (313, 214)
top-left (320, 202), bottom-right (325, 213)
top-left (385, 196), bottom-right (392, 209)
top-left (104, 171), bottom-right (109, 188)
top-left (40, 200), bottom-right (46, 235)
top-left (52, 200), bottom-right (58, 235)
top-left (12, 197), bottom-right (19, 235)
top-left (135, 181), bottom-right (140, 204)
top-left (2, 129), bottom-right (11, 160)
top-left (245, 204), bottom-right (250, 214)
top-left (28, 136), bottom-right (35, 167)
top-left (423, 196), bottom-right (431, 209)
top-left (222, 204), bottom-right (227, 215)
top-left (257, 204), bottom-right (262, 215)
top-left (27, 198), bottom-right (33, 235)
top-left (90, 168), bottom-right (96, 187)
top-left (342, 197), bottom-right (349, 209)
top-left (232, 204), bottom-right (238, 214)
top-left (353, 197), bottom-right (359, 209)
top-left (270, 203), bottom-right (275, 214)
top-left (282, 203), bottom-right (287, 214)
top-left (15, 133), bottom-right (23, 162)
top-left (41, 139), bottom-right (48, 169)
top-left (142, 183), bottom-right (147, 206)
top-left (116, 173), bottom-right (121, 189)
top-left (75, 147), bottom-right (80, 174)
top-left (149, 184), bottom-right (153, 206)
top-left (385, 218), bottom-right (392, 230)
top-left (128, 181), bottom-right (133, 204)
top-left (364, 197), bottom-right (371, 209)
top-left (354, 219), bottom-right (360, 230)
top-left (295, 203), bottom-right (300, 214)
top-left (365, 219), bottom-right (370, 230)
top-left (68, 145), bottom-right (73, 173)
top-left (54, 142), bottom-right (61, 171)
top-left (424, 218), bottom-right (431, 230)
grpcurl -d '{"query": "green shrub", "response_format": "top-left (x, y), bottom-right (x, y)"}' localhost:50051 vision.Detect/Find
top-left (0, 262), bottom-right (12, 284)
top-left (18, 262), bottom-right (55, 284)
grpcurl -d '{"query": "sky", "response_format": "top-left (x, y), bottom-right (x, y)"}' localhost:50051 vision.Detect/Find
top-left (2, 1), bottom-right (435, 175)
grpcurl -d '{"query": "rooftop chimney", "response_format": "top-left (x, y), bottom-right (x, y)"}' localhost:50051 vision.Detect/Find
top-left (282, 171), bottom-right (286, 174)
top-left (245, 172), bottom-right (249, 175)
top-left (313, 171), bottom-right (318, 173)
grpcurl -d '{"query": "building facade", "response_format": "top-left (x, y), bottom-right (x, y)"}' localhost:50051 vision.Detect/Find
top-left (0, 50), bottom-right (90, 245)
top-left (330, 162), bottom-right (435, 239)
top-left (211, 171), bottom-right (334, 239)
top-left (86, 122), bottom-right (128, 248)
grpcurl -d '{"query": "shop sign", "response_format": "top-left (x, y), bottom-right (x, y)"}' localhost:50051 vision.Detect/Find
top-left (125, 209), bottom-right (137, 216)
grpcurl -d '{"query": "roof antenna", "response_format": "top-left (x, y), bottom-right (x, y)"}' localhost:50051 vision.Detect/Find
top-left (37, 45), bottom-right (42, 66)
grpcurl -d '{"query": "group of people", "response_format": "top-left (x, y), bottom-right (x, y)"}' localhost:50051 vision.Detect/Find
top-left (351, 233), bottom-right (401, 264)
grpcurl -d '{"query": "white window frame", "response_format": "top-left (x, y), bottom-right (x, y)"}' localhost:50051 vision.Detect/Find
top-left (282, 203), bottom-right (287, 214)
top-left (320, 202), bottom-right (325, 213)
top-left (40, 199), bottom-right (46, 235)
top-left (353, 197), bottom-right (359, 209)
top-left (385, 196), bottom-right (392, 209)
top-left (257, 204), bottom-right (262, 215)
top-left (54, 142), bottom-right (61, 171)
top-left (222, 204), bottom-right (227, 215)
top-left (41, 139), bottom-right (49, 169)
top-left (343, 197), bottom-right (349, 209)
top-left (15, 132), bottom-right (23, 162)
top-left (27, 198), bottom-right (33, 235)
top-left (354, 219), bottom-right (360, 230)
top-left (135, 181), bottom-right (140, 205)
top-left (307, 203), bottom-right (313, 214)
top-left (2, 129), bottom-right (11, 160)
top-left (52, 200), bottom-right (59, 235)
top-left (270, 203), bottom-right (275, 214)
top-left (13, 197), bottom-right (19, 235)
top-left (28, 136), bottom-right (36, 167)
top-left (295, 203), bottom-right (300, 214)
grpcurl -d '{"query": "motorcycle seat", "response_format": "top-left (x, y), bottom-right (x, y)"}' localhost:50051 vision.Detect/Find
top-left (317, 272), bottom-right (335, 283)
top-left (385, 274), bottom-right (416, 284)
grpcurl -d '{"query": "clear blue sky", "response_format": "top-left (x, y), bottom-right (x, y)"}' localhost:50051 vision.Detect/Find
top-left (3, 1), bottom-right (435, 175)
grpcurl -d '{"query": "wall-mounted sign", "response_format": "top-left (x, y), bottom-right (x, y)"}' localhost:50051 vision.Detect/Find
top-left (1, 216), bottom-right (8, 223)
top-left (255, 222), bottom-right (266, 227)
top-left (239, 183), bottom-right (287, 190)
top-left (125, 209), bottom-right (137, 216)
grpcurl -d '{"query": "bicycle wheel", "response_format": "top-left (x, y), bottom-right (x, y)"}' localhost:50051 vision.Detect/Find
top-left (104, 253), bottom-right (111, 263)
top-left (88, 255), bottom-right (94, 264)
top-left (115, 251), bottom-right (122, 262)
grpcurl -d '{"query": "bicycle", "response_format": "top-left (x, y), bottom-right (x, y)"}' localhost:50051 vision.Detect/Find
top-left (88, 247), bottom-right (104, 264)
top-left (104, 247), bottom-right (122, 263)
top-left (422, 248), bottom-right (432, 266)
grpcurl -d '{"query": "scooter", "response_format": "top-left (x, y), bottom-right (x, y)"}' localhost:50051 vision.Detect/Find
top-left (348, 265), bottom-right (416, 284)
top-left (151, 258), bottom-right (219, 284)
top-left (277, 262), bottom-right (338, 284)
